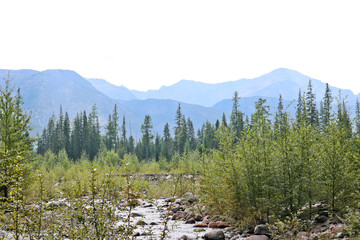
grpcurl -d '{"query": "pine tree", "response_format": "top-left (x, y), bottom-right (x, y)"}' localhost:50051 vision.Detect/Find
top-left (296, 89), bottom-right (304, 126)
top-left (162, 123), bottom-right (172, 161)
top-left (88, 105), bottom-right (101, 160)
top-left (174, 103), bottom-right (183, 152)
top-left (230, 91), bottom-right (244, 140)
top-left (0, 75), bottom-right (33, 199)
top-left (356, 99), bottom-right (360, 136)
top-left (63, 112), bottom-right (71, 157)
top-left (187, 118), bottom-right (196, 151)
top-left (221, 112), bottom-right (228, 127)
top-left (306, 80), bottom-right (319, 127)
top-left (320, 83), bottom-right (333, 131)
top-left (112, 104), bottom-right (120, 152)
top-left (154, 134), bottom-right (161, 162)
top-left (141, 115), bottom-right (153, 161)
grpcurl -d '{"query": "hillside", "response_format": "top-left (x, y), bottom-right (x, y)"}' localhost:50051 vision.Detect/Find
top-left (1, 68), bottom-right (358, 137)
top-left (130, 68), bottom-right (358, 107)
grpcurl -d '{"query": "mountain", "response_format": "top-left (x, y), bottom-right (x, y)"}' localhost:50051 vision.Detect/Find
top-left (213, 96), bottom-right (296, 119)
top-left (1, 68), bottom-right (359, 138)
top-left (119, 99), bottom-right (223, 139)
top-left (0, 69), bottom-right (119, 134)
top-left (0, 69), bottom-right (223, 137)
top-left (131, 68), bottom-right (358, 107)
top-left (87, 78), bottom-right (137, 101)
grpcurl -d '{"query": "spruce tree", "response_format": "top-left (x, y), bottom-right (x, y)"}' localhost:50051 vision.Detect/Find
top-left (230, 91), bottom-right (244, 140)
top-left (187, 118), bottom-right (196, 150)
top-left (320, 83), bottom-right (333, 131)
top-left (0, 75), bottom-right (33, 199)
top-left (221, 112), bottom-right (228, 127)
top-left (162, 123), bottom-right (172, 161)
top-left (63, 112), bottom-right (71, 157)
top-left (306, 80), bottom-right (319, 127)
top-left (141, 115), bottom-right (153, 161)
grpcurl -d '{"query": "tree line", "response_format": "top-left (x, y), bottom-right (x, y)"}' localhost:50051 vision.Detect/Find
top-left (37, 80), bottom-right (360, 165)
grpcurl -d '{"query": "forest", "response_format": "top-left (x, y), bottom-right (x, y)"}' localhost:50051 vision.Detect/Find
top-left (1, 75), bottom-right (360, 239)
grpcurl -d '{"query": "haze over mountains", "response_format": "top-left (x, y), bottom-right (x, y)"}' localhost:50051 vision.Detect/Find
top-left (0, 68), bottom-right (358, 137)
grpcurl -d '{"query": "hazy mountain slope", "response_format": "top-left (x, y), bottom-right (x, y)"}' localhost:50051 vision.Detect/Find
top-left (119, 99), bottom-right (223, 139)
top-left (1, 69), bottom-right (119, 134)
top-left (1, 68), bottom-right (359, 138)
top-left (88, 78), bottom-right (137, 101)
top-left (213, 96), bottom-right (297, 121)
top-left (131, 68), bottom-right (358, 107)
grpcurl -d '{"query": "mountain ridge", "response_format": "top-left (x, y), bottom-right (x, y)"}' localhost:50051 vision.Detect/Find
top-left (1, 68), bottom-right (358, 138)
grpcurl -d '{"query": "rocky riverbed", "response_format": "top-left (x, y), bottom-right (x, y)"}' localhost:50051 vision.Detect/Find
top-left (0, 192), bottom-right (351, 239)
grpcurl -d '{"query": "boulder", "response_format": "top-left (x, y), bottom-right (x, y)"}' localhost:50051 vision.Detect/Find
top-left (172, 211), bottom-right (186, 220)
top-left (254, 224), bottom-right (269, 235)
top-left (185, 218), bottom-right (196, 224)
top-left (315, 214), bottom-right (328, 224)
top-left (194, 222), bottom-right (208, 227)
top-left (178, 235), bottom-right (195, 240)
top-left (244, 236), bottom-right (269, 240)
top-left (216, 221), bottom-right (230, 228)
top-left (209, 222), bottom-right (219, 228)
top-left (182, 192), bottom-right (197, 204)
top-left (204, 230), bottom-right (225, 240)
top-left (194, 214), bottom-right (203, 221)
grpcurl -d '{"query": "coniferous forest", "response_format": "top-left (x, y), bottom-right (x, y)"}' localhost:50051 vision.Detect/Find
top-left (1, 75), bottom-right (360, 239)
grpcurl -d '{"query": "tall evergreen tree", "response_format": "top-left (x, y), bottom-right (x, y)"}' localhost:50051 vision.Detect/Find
top-left (320, 83), bottom-right (333, 131)
top-left (141, 115), bottom-right (153, 161)
top-left (356, 99), bottom-right (360, 136)
top-left (0, 75), bottom-right (33, 199)
top-left (187, 118), bottom-right (196, 151)
top-left (306, 80), bottom-right (319, 127)
top-left (221, 112), bottom-right (228, 127)
top-left (230, 91), bottom-right (244, 140)
top-left (88, 105), bottom-right (101, 160)
top-left (63, 112), bottom-right (71, 156)
top-left (162, 123), bottom-right (172, 161)
top-left (296, 89), bottom-right (304, 126)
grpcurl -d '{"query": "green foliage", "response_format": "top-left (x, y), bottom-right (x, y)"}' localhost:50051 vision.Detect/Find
top-left (342, 208), bottom-right (360, 238)
top-left (269, 211), bottom-right (306, 240)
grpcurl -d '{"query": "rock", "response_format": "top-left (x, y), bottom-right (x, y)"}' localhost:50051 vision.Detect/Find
top-left (182, 192), bottom-right (197, 204)
top-left (165, 197), bottom-right (175, 203)
top-left (216, 221), bottom-right (230, 228)
top-left (185, 217), bottom-right (196, 224)
top-left (336, 232), bottom-right (347, 238)
top-left (171, 206), bottom-right (182, 213)
top-left (315, 214), bottom-right (328, 224)
top-left (204, 230), bottom-right (225, 240)
top-left (296, 231), bottom-right (310, 239)
top-left (195, 214), bottom-right (203, 221)
top-left (209, 221), bottom-right (219, 228)
top-left (185, 212), bottom-right (195, 220)
top-left (202, 219), bottom-right (211, 224)
top-left (319, 211), bottom-right (329, 217)
top-left (254, 224), bottom-right (269, 235)
top-left (178, 235), bottom-right (195, 240)
top-left (172, 211), bottom-right (186, 220)
top-left (136, 220), bottom-right (147, 226)
top-left (244, 236), bottom-right (269, 240)
top-left (194, 222), bottom-right (208, 227)
top-left (150, 222), bottom-right (159, 225)
top-left (131, 212), bottom-right (142, 217)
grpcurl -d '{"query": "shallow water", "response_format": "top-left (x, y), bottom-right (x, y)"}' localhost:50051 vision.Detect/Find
top-left (120, 199), bottom-right (213, 239)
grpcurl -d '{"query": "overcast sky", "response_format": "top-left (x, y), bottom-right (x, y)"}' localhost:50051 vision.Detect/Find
top-left (0, 0), bottom-right (359, 93)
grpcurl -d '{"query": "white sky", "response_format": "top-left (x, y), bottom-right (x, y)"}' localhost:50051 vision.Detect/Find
top-left (0, 0), bottom-right (359, 93)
